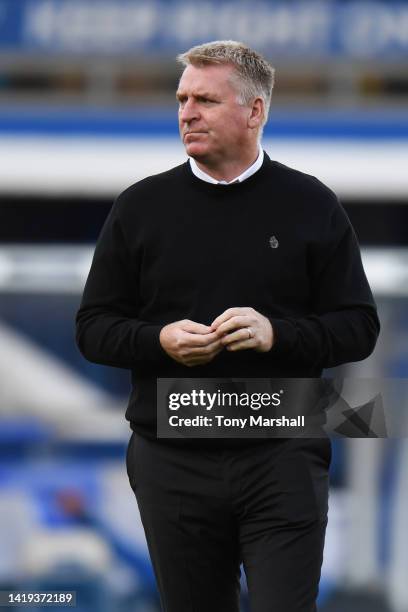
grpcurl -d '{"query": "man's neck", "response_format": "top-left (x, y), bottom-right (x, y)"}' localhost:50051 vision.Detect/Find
top-left (192, 145), bottom-right (261, 184)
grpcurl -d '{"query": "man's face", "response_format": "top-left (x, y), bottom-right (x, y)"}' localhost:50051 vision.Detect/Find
top-left (176, 63), bottom-right (250, 164)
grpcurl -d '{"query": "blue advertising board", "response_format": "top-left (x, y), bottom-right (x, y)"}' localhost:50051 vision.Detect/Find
top-left (0, 0), bottom-right (408, 58)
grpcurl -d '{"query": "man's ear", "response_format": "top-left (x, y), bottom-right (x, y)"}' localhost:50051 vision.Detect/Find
top-left (247, 97), bottom-right (264, 130)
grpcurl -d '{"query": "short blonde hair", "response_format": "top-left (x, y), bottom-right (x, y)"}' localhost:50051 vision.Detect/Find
top-left (177, 40), bottom-right (275, 128)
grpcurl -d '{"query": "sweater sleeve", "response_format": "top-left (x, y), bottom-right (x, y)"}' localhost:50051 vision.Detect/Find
top-left (75, 198), bottom-right (168, 369)
top-left (269, 196), bottom-right (380, 370)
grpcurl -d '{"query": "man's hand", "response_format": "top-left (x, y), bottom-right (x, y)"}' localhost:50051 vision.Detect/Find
top-left (159, 320), bottom-right (223, 367)
top-left (211, 307), bottom-right (274, 353)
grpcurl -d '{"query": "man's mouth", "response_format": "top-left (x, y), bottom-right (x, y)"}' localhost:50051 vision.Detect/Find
top-left (185, 131), bottom-right (207, 138)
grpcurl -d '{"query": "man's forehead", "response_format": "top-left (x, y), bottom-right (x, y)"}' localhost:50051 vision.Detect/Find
top-left (177, 63), bottom-right (235, 95)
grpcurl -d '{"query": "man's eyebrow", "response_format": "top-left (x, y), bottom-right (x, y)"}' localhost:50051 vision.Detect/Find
top-left (176, 91), bottom-right (218, 100)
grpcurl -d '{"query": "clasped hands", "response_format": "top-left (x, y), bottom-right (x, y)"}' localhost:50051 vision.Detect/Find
top-left (159, 307), bottom-right (274, 367)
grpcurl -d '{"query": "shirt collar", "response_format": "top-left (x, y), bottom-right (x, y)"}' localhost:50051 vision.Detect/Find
top-left (189, 145), bottom-right (264, 185)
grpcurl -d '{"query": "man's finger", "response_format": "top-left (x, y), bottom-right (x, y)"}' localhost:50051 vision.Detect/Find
top-left (182, 330), bottom-right (220, 347)
top-left (226, 339), bottom-right (252, 352)
top-left (183, 338), bottom-right (223, 355)
top-left (215, 315), bottom-right (250, 336)
top-left (211, 307), bottom-right (247, 330)
top-left (221, 328), bottom-right (254, 346)
top-left (181, 320), bottom-right (213, 334)
top-left (183, 346), bottom-right (224, 366)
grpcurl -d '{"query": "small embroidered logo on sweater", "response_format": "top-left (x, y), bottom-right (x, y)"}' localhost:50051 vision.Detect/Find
top-left (269, 236), bottom-right (279, 249)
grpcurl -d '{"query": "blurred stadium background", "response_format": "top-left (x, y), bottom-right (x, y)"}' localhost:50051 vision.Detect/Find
top-left (0, 1), bottom-right (407, 611)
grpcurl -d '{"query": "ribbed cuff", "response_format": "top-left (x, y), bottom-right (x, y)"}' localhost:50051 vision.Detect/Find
top-left (268, 318), bottom-right (297, 357)
top-left (136, 324), bottom-right (169, 362)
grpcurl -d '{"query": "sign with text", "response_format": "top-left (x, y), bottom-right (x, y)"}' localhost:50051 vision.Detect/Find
top-left (0, 1), bottom-right (408, 58)
top-left (157, 378), bottom-right (407, 439)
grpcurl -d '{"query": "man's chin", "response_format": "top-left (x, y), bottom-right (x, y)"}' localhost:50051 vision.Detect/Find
top-left (184, 143), bottom-right (208, 160)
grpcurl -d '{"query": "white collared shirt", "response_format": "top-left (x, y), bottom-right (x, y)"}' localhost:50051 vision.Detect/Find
top-left (189, 145), bottom-right (264, 185)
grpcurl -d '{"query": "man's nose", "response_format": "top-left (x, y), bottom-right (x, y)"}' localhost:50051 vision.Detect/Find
top-left (179, 99), bottom-right (200, 123)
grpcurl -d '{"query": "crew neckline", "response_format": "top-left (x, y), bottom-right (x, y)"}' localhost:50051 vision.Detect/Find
top-left (183, 151), bottom-right (273, 196)
top-left (189, 145), bottom-right (264, 185)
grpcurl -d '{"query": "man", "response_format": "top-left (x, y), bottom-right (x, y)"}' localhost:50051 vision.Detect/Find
top-left (76, 41), bottom-right (380, 612)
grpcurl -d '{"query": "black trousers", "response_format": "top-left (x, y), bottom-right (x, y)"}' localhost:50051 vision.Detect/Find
top-left (126, 433), bottom-right (331, 612)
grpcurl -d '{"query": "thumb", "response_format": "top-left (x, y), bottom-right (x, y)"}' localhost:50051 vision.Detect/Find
top-left (181, 320), bottom-right (213, 334)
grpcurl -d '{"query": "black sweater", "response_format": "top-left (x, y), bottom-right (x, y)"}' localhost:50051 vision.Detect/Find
top-left (76, 153), bottom-right (380, 441)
